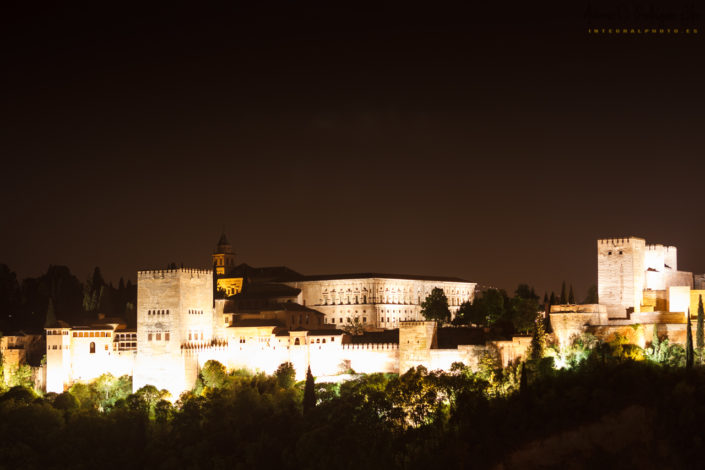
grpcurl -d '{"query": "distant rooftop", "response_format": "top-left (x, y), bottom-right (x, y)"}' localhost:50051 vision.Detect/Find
top-left (287, 272), bottom-right (472, 283)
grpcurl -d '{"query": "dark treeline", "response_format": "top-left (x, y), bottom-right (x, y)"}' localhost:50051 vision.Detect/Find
top-left (0, 264), bottom-right (136, 334)
top-left (452, 284), bottom-right (541, 336)
top-left (0, 357), bottom-right (704, 470)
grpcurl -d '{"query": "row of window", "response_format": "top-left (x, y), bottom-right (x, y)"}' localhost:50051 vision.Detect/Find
top-left (214, 257), bottom-right (234, 266)
top-left (326, 317), bottom-right (368, 324)
top-left (291, 337), bottom-right (335, 345)
top-left (50, 342), bottom-right (136, 352)
top-left (607, 250), bottom-right (624, 255)
top-left (46, 330), bottom-right (68, 335)
top-left (148, 309), bottom-right (170, 315)
top-left (188, 331), bottom-right (204, 341)
top-left (116, 333), bottom-right (137, 341)
top-left (147, 332), bottom-right (170, 341)
top-left (321, 296), bottom-right (465, 306)
top-left (188, 309), bottom-right (204, 315)
top-left (73, 331), bottom-right (111, 338)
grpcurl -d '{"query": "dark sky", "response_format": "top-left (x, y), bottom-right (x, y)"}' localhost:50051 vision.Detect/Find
top-left (3, 2), bottom-right (704, 298)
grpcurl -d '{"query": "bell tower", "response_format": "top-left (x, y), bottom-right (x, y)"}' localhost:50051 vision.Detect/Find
top-left (212, 232), bottom-right (236, 275)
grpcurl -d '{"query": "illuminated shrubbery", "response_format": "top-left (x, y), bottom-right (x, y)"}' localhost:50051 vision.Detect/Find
top-left (4, 347), bottom-right (705, 468)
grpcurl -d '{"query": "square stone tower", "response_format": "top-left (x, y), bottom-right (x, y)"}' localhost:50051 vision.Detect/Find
top-left (133, 268), bottom-right (213, 397)
top-left (597, 237), bottom-right (646, 317)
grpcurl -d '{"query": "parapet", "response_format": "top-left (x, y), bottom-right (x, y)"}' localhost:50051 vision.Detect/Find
top-left (598, 237), bottom-right (645, 246)
top-left (646, 244), bottom-right (677, 251)
top-left (550, 304), bottom-right (606, 314)
top-left (400, 321), bottom-right (436, 327)
top-left (341, 343), bottom-right (398, 350)
top-left (138, 268), bottom-right (212, 280)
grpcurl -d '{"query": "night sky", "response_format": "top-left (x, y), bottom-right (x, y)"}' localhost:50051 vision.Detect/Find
top-left (3, 2), bottom-right (704, 298)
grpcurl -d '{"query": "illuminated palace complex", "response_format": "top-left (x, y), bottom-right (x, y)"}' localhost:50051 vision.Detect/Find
top-left (551, 237), bottom-right (705, 349)
top-left (44, 235), bottom-right (705, 397)
top-left (47, 234), bottom-right (534, 397)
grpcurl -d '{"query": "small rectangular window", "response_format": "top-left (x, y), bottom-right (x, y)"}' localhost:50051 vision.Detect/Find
top-left (165, 332), bottom-right (170, 341)
top-left (148, 333), bottom-right (153, 341)
top-left (156, 333), bottom-right (161, 341)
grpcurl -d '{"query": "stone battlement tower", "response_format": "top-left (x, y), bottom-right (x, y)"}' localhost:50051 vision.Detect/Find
top-left (133, 268), bottom-right (215, 397)
top-left (597, 237), bottom-right (646, 317)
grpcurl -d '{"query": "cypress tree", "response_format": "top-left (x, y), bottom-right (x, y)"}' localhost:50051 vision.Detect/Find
top-left (568, 285), bottom-right (575, 304)
top-left (530, 312), bottom-right (546, 360)
top-left (44, 297), bottom-right (57, 328)
top-left (543, 292), bottom-right (553, 334)
top-left (303, 366), bottom-right (316, 414)
top-left (697, 295), bottom-right (704, 363)
top-left (686, 309), bottom-right (694, 369)
top-left (519, 362), bottom-right (528, 396)
top-left (560, 282), bottom-right (567, 304)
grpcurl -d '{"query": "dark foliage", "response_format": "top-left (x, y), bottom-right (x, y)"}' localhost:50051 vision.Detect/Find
top-left (0, 264), bottom-right (136, 333)
top-left (454, 285), bottom-right (540, 335)
top-left (303, 366), bottom-right (316, 414)
top-left (2, 361), bottom-right (705, 469)
top-left (420, 287), bottom-right (451, 323)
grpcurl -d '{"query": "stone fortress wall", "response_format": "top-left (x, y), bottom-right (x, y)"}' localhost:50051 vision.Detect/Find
top-left (553, 236), bottom-right (704, 350)
top-left (44, 255), bottom-right (523, 398)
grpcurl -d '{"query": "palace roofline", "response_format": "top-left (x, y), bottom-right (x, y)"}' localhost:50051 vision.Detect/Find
top-left (287, 272), bottom-right (473, 283)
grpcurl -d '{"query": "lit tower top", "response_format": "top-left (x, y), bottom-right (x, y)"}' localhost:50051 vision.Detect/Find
top-left (212, 232), bottom-right (236, 275)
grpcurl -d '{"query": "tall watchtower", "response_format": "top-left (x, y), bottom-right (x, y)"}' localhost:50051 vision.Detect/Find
top-left (597, 237), bottom-right (646, 317)
top-left (133, 268), bottom-right (214, 397)
top-left (212, 232), bottom-right (236, 275)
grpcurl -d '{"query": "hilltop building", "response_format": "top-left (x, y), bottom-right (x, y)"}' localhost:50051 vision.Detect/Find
top-left (45, 234), bottom-right (527, 398)
top-left (551, 237), bottom-right (705, 348)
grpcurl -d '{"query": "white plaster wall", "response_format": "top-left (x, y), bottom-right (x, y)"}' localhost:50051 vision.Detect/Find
top-left (669, 286), bottom-right (691, 315)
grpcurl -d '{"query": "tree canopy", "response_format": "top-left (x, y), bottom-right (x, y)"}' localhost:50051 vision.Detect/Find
top-left (420, 288), bottom-right (451, 323)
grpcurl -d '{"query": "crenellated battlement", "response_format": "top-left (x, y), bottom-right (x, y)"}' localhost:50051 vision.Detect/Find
top-left (400, 321), bottom-right (435, 327)
top-left (646, 244), bottom-right (677, 251)
top-left (598, 237), bottom-right (645, 246)
top-left (341, 343), bottom-right (398, 350)
top-left (138, 268), bottom-right (212, 279)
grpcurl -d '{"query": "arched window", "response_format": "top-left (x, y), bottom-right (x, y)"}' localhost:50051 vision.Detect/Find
top-left (294, 338), bottom-right (300, 346)
top-left (89, 342), bottom-right (96, 354)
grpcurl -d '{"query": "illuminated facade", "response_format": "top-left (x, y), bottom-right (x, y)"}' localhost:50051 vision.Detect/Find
top-left (45, 319), bottom-right (136, 394)
top-left (212, 233), bottom-right (243, 296)
top-left (45, 235), bottom-right (504, 398)
top-left (551, 237), bottom-right (705, 349)
top-left (283, 275), bottom-right (474, 328)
